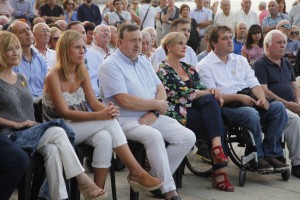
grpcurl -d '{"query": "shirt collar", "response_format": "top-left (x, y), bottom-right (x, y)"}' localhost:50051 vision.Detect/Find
top-left (262, 54), bottom-right (282, 67)
top-left (210, 51), bottom-right (236, 64)
top-left (115, 49), bottom-right (140, 65)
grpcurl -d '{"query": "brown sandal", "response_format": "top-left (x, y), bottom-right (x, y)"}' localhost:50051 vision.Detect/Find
top-left (127, 171), bottom-right (163, 192)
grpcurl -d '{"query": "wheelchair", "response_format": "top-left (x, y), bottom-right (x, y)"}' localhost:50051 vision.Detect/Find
top-left (185, 123), bottom-right (291, 186)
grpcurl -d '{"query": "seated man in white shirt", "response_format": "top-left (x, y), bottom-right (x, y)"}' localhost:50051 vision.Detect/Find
top-left (152, 18), bottom-right (198, 69)
top-left (197, 25), bottom-right (289, 172)
top-left (32, 22), bottom-right (56, 69)
top-left (90, 24), bottom-right (112, 58)
top-left (213, 0), bottom-right (235, 32)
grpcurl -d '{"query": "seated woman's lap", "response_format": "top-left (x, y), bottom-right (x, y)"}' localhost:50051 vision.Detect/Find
top-left (186, 94), bottom-right (224, 140)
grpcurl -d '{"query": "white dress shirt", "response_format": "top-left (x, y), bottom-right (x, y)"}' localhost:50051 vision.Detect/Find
top-left (214, 11), bottom-right (235, 32)
top-left (196, 51), bottom-right (260, 94)
top-left (234, 9), bottom-right (260, 29)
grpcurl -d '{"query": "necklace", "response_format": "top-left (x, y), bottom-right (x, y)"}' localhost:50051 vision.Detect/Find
top-left (69, 73), bottom-right (75, 82)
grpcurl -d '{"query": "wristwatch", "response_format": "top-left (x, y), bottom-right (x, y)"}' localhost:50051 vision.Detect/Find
top-left (150, 110), bottom-right (160, 118)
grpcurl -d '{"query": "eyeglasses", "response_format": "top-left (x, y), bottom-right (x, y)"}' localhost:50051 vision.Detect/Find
top-left (133, 2), bottom-right (138, 4)
top-left (280, 24), bottom-right (292, 30)
top-left (291, 31), bottom-right (299, 35)
top-left (52, 37), bottom-right (59, 42)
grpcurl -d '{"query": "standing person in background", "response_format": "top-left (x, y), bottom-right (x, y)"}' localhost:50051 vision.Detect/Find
top-left (132, 0), bottom-right (140, 15)
top-left (204, 0), bottom-right (219, 21)
top-left (39, 0), bottom-right (66, 22)
top-left (233, 22), bottom-right (247, 55)
top-left (241, 24), bottom-right (264, 66)
top-left (0, 0), bottom-right (14, 18)
top-left (63, 0), bottom-right (78, 23)
top-left (154, 0), bottom-right (167, 46)
top-left (10, 0), bottom-right (34, 25)
top-left (108, 0), bottom-right (131, 27)
top-left (139, 0), bottom-right (156, 29)
top-left (161, 0), bottom-right (180, 39)
top-left (276, 0), bottom-right (288, 17)
top-left (180, 4), bottom-right (200, 53)
top-left (234, 0), bottom-right (259, 30)
top-left (258, 1), bottom-right (269, 26)
top-left (288, 3), bottom-right (300, 31)
top-left (262, 0), bottom-right (288, 35)
top-left (214, 0), bottom-right (235, 33)
top-left (190, 0), bottom-right (212, 52)
top-left (77, 0), bottom-right (102, 26)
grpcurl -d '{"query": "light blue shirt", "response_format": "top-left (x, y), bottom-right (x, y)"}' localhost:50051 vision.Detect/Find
top-left (85, 49), bottom-right (104, 97)
top-left (64, 11), bottom-right (78, 23)
top-left (189, 7), bottom-right (212, 37)
top-left (99, 49), bottom-right (161, 117)
top-left (261, 13), bottom-right (288, 31)
top-left (13, 49), bottom-right (47, 98)
top-left (10, 0), bottom-right (34, 20)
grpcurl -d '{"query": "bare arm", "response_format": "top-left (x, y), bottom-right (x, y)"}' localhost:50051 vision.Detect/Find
top-left (130, 11), bottom-right (141, 25)
top-left (197, 20), bottom-right (212, 29)
top-left (0, 117), bottom-right (36, 130)
top-left (291, 81), bottom-right (300, 104)
top-left (45, 70), bottom-right (113, 121)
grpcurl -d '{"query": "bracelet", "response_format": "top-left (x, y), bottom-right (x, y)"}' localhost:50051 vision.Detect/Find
top-left (150, 110), bottom-right (160, 118)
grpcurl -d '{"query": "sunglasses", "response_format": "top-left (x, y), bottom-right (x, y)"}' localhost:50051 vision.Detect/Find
top-left (291, 31), bottom-right (299, 35)
top-left (52, 37), bottom-right (59, 42)
top-left (133, 2), bottom-right (138, 4)
top-left (280, 24), bottom-right (291, 30)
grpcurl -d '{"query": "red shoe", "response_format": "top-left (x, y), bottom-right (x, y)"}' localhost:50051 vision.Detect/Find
top-left (211, 146), bottom-right (229, 165)
top-left (210, 171), bottom-right (234, 192)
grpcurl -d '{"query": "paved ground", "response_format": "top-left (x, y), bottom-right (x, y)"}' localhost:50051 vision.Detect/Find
top-left (10, 158), bottom-right (300, 200)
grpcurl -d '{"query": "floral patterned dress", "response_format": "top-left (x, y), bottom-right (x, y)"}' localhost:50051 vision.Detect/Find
top-left (156, 61), bottom-right (207, 125)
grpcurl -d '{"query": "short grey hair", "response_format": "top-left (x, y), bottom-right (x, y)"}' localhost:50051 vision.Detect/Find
top-left (220, 0), bottom-right (230, 7)
top-left (259, 1), bottom-right (267, 8)
top-left (263, 29), bottom-right (287, 52)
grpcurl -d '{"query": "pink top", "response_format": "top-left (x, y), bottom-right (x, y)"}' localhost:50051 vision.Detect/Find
top-left (259, 9), bottom-right (269, 26)
top-left (242, 45), bottom-right (264, 66)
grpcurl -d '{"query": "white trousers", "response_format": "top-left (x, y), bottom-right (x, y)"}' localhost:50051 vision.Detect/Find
top-left (66, 119), bottom-right (127, 168)
top-left (37, 127), bottom-right (84, 200)
top-left (283, 109), bottom-right (300, 166)
top-left (119, 115), bottom-right (196, 193)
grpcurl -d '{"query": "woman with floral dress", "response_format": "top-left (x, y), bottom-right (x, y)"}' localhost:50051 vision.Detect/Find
top-left (156, 32), bottom-right (234, 192)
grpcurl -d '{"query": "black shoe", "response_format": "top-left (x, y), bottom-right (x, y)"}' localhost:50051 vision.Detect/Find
top-left (196, 143), bottom-right (211, 162)
top-left (265, 157), bottom-right (289, 171)
top-left (150, 188), bottom-right (164, 199)
top-left (292, 165), bottom-right (300, 178)
top-left (257, 158), bottom-right (274, 171)
top-left (84, 157), bottom-right (94, 173)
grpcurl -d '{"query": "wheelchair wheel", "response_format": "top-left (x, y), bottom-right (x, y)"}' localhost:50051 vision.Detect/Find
top-left (239, 169), bottom-right (246, 187)
top-left (185, 140), bottom-right (213, 177)
top-left (281, 169), bottom-right (290, 181)
top-left (226, 126), bottom-right (246, 168)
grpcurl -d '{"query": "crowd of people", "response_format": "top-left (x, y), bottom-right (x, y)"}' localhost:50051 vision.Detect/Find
top-left (1, 0), bottom-right (300, 199)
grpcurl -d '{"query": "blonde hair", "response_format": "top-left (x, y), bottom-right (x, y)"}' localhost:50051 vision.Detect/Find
top-left (55, 30), bottom-right (86, 82)
top-left (0, 31), bottom-right (22, 70)
top-left (161, 32), bottom-right (186, 55)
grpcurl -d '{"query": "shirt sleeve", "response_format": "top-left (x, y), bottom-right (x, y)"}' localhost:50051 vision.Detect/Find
top-left (253, 60), bottom-right (268, 84)
top-left (197, 59), bottom-right (217, 89)
top-left (99, 60), bottom-right (128, 99)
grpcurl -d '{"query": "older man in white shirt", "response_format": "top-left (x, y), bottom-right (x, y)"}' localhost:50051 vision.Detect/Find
top-left (90, 24), bottom-right (112, 58)
top-left (234, 0), bottom-right (259, 29)
top-left (214, 0), bottom-right (235, 32)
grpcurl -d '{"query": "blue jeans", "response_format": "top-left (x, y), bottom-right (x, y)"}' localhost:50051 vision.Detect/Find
top-left (222, 101), bottom-right (288, 159)
top-left (0, 135), bottom-right (29, 200)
